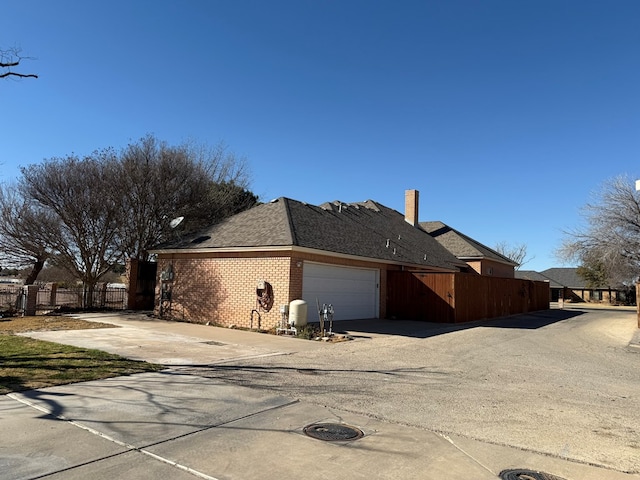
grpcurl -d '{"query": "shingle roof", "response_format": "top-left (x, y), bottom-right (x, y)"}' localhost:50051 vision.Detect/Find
top-left (514, 270), bottom-right (547, 281)
top-left (515, 270), bottom-right (558, 286)
top-left (156, 197), bottom-right (465, 271)
top-left (420, 221), bottom-right (518, 266)
top-left (540, 268), bottom-right (586, 288)
top-left (515, 268), bottom-right (586, 288)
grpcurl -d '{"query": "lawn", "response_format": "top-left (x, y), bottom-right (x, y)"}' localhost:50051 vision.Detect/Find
top-left (0, 316), bottom-right (163, 394)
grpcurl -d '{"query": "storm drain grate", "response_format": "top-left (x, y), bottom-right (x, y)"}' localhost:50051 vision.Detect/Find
top-left (499, 469), bottom-right (567, 480)
top-left (303, 423), bottom-right (364, 442)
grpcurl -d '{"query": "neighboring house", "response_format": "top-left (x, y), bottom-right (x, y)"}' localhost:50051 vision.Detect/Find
top-left (515, 270), bottom-right (558, 299)
top-left (516, 267), bottom-right (633, 304)
top-left (514, 270), bottom-right (552, 283)
top-left (151, 190), bottom-right (549, 329)
top-left (421, 221), bottom-right (518, 278)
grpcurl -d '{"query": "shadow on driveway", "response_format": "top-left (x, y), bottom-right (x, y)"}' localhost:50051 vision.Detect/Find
top-left (328, 308), bottom-right (586, 340)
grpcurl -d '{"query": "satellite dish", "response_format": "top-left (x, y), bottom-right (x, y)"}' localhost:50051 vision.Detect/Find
top-left (169, 216), bottom-right (184, 229)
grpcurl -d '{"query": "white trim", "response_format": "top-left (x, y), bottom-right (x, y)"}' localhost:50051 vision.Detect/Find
top-left (151, 245), bottom-right (458, 271)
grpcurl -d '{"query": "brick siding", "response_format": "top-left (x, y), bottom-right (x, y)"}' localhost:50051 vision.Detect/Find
top-left (466, 259), bottom-right (515, 278)
top-left (156, 254), bottom-right (292, 329)
top-left (155, 250), bottom-right (390, 329)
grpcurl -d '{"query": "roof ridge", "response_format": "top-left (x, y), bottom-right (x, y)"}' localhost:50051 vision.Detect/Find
top-left (280, 198), bottom-right (297, 245)
top-left (421, 220), bottom-right (517, 266)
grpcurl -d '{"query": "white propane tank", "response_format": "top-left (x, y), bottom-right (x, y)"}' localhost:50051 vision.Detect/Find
top-left (289, 299), bottom-right (308, 327)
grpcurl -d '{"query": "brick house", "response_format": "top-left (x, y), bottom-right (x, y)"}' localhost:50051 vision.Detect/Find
top-left (151, 190), bottom-right (469, 329)
top-left (517, 268), bottom-right (635, 304)
top-left (421, 221), bottom-right (518, 277)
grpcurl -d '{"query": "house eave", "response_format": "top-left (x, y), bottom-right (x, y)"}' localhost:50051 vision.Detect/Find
top-left (150, 245), bottom-right (459, 272)
top-left (149, 245), bottom-right (293, 255)
top-left (458, 255), bottom-right (518, 267)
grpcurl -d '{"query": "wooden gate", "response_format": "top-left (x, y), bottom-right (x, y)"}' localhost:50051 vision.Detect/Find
top-left (127, 259), bottom-right (158, 310)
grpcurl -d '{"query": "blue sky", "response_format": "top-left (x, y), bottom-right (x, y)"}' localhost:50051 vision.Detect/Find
top-left (2, 0), bottom-right (639, 272)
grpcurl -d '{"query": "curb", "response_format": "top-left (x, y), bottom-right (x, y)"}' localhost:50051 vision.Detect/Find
top-left (628, 329), bottom-right (640, 351)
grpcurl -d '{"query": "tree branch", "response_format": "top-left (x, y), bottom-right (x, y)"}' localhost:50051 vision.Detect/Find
top-left (0, 71), bottom-right (38, 79)
top-left (1, 47), bottom-right (38, 79)
top-left (0, 60), bottom-right (20, 68)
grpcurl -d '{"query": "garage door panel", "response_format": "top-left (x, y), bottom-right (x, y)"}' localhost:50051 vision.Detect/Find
top-left (302, 263), bottom-right (378, 321)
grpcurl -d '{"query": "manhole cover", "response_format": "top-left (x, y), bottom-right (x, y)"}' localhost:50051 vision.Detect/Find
top-left (303, 423), bottom-right (364, 441)
top-left (201, 340), bottom-right (226, 346)
top-left (500, 469), bottom-right (567, 480)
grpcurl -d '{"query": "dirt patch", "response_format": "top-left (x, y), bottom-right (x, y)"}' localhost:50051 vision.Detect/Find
top-left (0, 315), bottom-right (117, 334)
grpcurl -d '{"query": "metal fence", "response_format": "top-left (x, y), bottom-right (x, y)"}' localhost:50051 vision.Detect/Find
top-left (0, 284), bottom-right (128, 316)
top-left (0, 285), bottom-right (24, 315)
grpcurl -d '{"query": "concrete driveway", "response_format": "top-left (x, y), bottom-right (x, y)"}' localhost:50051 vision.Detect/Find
top-left (3, 308), bottom-right (639, 480)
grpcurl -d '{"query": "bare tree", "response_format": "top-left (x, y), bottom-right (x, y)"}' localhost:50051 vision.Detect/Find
top-left (558, 174), bottom-right (640, 285)
top-left (1, 47), bottom-right (37, 79)
top-left (3, 136), bottom-right (256, 297)
top-left (19, 150), bottom-right (122, 305)
top-left (116, 135), bottom-right (256, 260)
top-left (494, 241), bottom-right (532, 270)
top-left (176, 139), bottom-right (255, 231)
top-left (201, 180), bottom-right (259, 227)
top-left (0, 184), bottom-right (58, 284)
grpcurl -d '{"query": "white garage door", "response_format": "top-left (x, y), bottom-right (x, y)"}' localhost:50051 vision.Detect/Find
top-left (302, 263), bottom-right (379, 321)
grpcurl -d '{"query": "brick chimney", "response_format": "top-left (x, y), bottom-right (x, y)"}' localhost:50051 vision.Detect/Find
top-left (405, 189), bottom-right (419, 226)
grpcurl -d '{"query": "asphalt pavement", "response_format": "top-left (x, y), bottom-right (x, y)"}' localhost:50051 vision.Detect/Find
top-left (2, 309), bottom-right (639, 480)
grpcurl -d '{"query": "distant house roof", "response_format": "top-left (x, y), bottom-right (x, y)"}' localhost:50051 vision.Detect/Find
top-left (420, 221), bottom-right (518, 267)
top-left (154, 197), bottom-right (466, 272)
top-left (515, 270), bottom-right (550, 282)
top-left (515, 270), bottom-right (559, 287)
top-left (540, 268), bottom-right (587, 289)
top-left (516, 268), bottom-right (587, 289)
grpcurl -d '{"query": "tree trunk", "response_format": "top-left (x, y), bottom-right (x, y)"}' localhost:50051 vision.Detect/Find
top-left (636, 282), bottom-right (640, 328)
top-left (84, 283), bottom-right (95, 309)
top-left (24, 258), bottom-right (45, 285)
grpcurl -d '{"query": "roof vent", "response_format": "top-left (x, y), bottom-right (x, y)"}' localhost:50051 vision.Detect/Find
top-left (191, 235), bottom-right (211, 244)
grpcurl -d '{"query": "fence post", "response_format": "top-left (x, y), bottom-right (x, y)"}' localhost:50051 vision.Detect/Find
top-left (636, 282), bottom-right (640, 328)
top-left (49, 283), bottom-right (58, 308)
top-left (99, 283), bottom-right (107, 308)
top-left (126, 258), bottom-right (138, 309)
top-left (23, 285), bottom-right (39, 316)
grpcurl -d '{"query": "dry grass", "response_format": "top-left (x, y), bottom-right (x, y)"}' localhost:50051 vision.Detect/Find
top-left (0, 315), bottom-right (162, 394)
top-left (0, 315), bottom-right (117, 334)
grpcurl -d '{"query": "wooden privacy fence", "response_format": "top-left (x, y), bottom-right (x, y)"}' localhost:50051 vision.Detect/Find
top-left (387, 271), bottom-right (550, 323)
